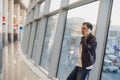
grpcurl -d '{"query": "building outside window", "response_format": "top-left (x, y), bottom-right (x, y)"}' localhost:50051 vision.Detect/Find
top-left (101, 0), bottom-right (120, 80)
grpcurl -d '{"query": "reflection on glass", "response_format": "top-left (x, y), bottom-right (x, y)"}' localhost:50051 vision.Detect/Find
top-left (101, 0), bottom-right (120, 80)
top-left (40, 14), bottom-right (59, 71)
top-left (57, 1), bottom-right (99, 80)
top-left (39, 2), bottom-right (45, 17)
top-left (49, 0), bottom-right (61, 12)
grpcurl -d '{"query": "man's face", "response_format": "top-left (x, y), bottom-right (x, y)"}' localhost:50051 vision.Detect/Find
top-left (81, 24), bottom-right (88, 35)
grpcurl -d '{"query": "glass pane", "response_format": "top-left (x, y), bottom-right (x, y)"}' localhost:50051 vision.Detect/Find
top-left (57, 1), bottom-right (100, 80)
top-left (25, 24), bottom-right (32, 54)
top-left (40, 14), bottom-right (59, 71)
top-left (32, 20), bottom-right (42, 64)
top-left (39, 2), bottom-right (45, 17)
top-left (101, 0), bottom-right (120, 80)
top-left (27, 22), bottom-right (37, 58)
top-left (22, 26), bottom-right (28, 54)
top-left (49, 0), bottom-right (61, 12)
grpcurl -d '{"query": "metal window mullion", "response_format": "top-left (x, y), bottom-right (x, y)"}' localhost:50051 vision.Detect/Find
top-left (49, 0), bottom-right (69, 78)
top-left (88, 0), bottom-right (113, 80)
top-left (44, 9), bottom-right (59, 17)
top-left (33, 0), bottom-right (50, 65)
top-left (62, 0), bottom-right (98, 10)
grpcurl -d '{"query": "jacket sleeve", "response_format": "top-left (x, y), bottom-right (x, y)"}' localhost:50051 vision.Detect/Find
top-left (87, 37), bottom-right (97, 49)
top-left (83, 37), bottom-right (97, 50)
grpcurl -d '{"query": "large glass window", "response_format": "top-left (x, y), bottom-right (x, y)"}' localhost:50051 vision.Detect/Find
top-left (25, 24), bottom-right (32, 54)
top-left (40, 14), bottom-right (59, 71)
top-left (49, 0), bottom-right (61, 12)
top-left (22, 25), bottom-right (28, 54)
top-left (57, 1), bottom-right (100, 80)
top-left (101, 0), bottom-right (120, 80)
top-left (27, 22), bottom-right (37, 58)
top-left (31, 20), bottom-right (42, 64)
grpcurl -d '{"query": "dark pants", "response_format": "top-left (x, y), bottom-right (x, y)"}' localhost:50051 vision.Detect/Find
top-left (67, 66), bottom-right (91, 80)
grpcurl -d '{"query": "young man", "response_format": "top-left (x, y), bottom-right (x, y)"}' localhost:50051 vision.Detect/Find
top-left (67, 22), bottom-right (97, 80)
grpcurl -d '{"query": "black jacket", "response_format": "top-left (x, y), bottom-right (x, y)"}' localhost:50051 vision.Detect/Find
top-left (81, 33), bottom-right (97, 68)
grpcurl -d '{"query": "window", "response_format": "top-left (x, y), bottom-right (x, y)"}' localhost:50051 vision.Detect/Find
top-left (40, 14), bottom-right (59, 71)
top-left (101, 0), bottom-right (120, 80)
top-left (22, 25), bottom-right (28, 54)
top-left (25, 24), bottom-right (32, 54)
top-left (31, 20), bottom-right (42, 64)
top-left (27, 22), bottom-right (37, 58)
top-left (49, 0), bottom-right (61, 12)
top-left (57, 1), bottom-right (100, 80)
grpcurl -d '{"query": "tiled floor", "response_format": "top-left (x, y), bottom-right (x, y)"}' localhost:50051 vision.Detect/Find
top-left (2, 41), bottom-right (52, 80)
top-left (2, 41), bottom-right (41, 80)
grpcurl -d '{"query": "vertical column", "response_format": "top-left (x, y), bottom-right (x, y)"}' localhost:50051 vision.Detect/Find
top-left (8, 0), bottom-right (14, 39)
top-left (49, 0), bottom-right (69, 77)
top-left (16, 4), bottom-right (20, 41)
top-left (14, 4), bottom-right (21, 80)
top-left (8, 0), bottom-right (14, 80)
top-left (88, 0), bottom-right (113, 80)
top-left (16, 4), bottom-right (20, 40)
top-left (2, 0), bottom-right (8, 80)
top-left (0, 0), bottom-right (3, 74)
top-left (23, 10), bottom-right (26, 25)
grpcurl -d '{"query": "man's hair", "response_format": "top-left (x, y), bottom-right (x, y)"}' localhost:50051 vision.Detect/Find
top-left (83, 22), bottom-right (93, 31)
